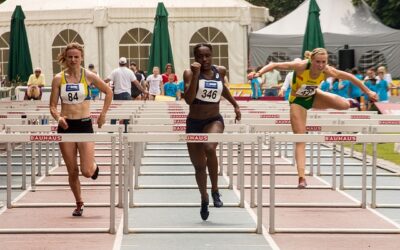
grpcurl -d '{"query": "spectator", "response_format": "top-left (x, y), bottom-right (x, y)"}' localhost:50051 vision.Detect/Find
top-left (319, 79), bottom-right (331, 93)
top-left (349, 68), bottom-right (363, 107)
top-left (376, 68), bottom-right (389, 102)
top-left (364, 68), bottom-right (378, 109)
top-left (104, 57), bottom-right (146, 100)
top-left (104, 57), bottom-right (147, 127)
top-left (25, 67), bottom-right (45, 100)
top-left (129, 62), bottom-right (146, 100)
top-left (162, 63), bottom-right (177, 84)
top-left (164, 73), bottom-right (179, 99)
top-left (260, 61), bottom-right (281, 96)
top-left (377, 66), bottom-right (393, 97)
top-left (177, 80), bottom-right (185, 100)
top-left (146, 66), bottom-right (164, 100)
top-left (247, 68), bottom-right (261, 99)
top-left (88, 64), bottom-right (100, 100)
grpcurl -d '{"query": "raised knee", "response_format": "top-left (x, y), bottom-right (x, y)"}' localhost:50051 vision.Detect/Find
top-left (81, 167), bottom-right (93, 178)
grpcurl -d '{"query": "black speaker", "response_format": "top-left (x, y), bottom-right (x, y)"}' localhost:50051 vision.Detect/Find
top-left (338, 49), bottom-right (355, 71)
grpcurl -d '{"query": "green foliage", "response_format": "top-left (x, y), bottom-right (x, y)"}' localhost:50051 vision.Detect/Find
top-left (247, 0), bottom-right (305, 21)
top-left (248, 0), bottom-right (400, 29)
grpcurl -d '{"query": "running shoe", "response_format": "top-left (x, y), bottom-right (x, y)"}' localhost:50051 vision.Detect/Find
top-left (72, 202), bottom-right (84, 216)
top-left (347, 98), bottom-right (360, 109)
top-left (200, 201), bottom-right (209, 221)
top-left (91, 165), bottom-right (99, 180)
top-left (298, 177), bottom-right (307, 189)
top-left (212, 191), bottom-right (223, 207)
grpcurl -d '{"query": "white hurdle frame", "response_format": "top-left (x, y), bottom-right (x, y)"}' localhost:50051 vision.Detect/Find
top-left (369, 125), bottom-right (400, 208)
top-left (269, 133), bottom-right (400, 234)
top-left (121, 133), bottom-right (264, 234)
top-left (3, 125), bottom-right (124, 205)
top-left (126, 124), bottom-right (247, 196)
top-left (0, 133), bottom-right (116, 234)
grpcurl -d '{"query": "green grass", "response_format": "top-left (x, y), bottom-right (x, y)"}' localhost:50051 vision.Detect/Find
top-left (346, 143), bottom-right (400, 165)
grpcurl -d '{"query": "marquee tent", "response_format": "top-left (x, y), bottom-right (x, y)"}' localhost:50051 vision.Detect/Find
top-left (250, 0), bottom-right (400, 78)
top-left (0, 0), bottom-right (272, 83)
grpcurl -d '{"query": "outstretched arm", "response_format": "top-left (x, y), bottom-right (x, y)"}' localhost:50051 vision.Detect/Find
top-left (255, 60), bottom-right (306, 78)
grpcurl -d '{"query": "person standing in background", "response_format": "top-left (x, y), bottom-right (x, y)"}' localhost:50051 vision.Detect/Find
top-left (146, 66), bottom-right (164, 100)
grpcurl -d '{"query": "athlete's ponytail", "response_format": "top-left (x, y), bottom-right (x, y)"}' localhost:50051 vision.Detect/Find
top-left (304, 48), bottom-right (327, 60)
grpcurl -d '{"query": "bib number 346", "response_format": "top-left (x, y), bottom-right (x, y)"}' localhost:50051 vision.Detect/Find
top-left (201, 89), bottom-right (217, 99)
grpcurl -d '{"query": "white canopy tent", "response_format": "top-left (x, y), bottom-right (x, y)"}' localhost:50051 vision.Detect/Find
top-left (250, 0), bottom-right (400, 78)
top-left (0, 0), bottom-right (271, 83)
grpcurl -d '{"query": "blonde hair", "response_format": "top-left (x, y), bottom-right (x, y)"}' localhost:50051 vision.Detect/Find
top-left (57, 42), bottom-right (84, 68)
top-left (377, 66), bottom-right (387, 74)
top-left (304, 48), bottom-right (328, 60)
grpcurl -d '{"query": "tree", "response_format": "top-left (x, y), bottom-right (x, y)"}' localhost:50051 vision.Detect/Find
top-left (353, 0), bottom-right (400, 29)
top-left (247, 0), bottom-right (304, 21)
top-left (248, 0), bottom-right (400, 29)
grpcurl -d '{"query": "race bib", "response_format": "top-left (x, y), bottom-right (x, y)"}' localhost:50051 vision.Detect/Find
top-left (295, 85), bottom-right (318, 97)
top-left (195, 79), bottom-right (223, 103)
top-left (60, 83), bottom-right (87, 104)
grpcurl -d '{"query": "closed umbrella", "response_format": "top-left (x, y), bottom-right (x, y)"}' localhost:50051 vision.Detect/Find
top-left (301, 0), bottom-right (325, 58)
top-left (147, 2), bottom-right (174, 74)
top-left (7, 5), bottom-right (32, 84)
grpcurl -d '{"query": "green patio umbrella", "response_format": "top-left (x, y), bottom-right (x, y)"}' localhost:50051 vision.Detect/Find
top-left (7, 5), bottom-right (33, 84)
top-left (301, 0), bottom-right (325, 58)
top-left (147, 2), bottom-right (174, 74)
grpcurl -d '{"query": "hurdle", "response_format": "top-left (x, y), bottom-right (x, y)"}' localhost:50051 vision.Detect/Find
top-left (3, 124), bottom-right (124, 190)
top-left (121, 133), bottom-right (264, 234)
top-left (268, 133), bottom-right (400, 234)
top-left (126, 124), bottom-right (247, 208)
top-left (365, 125), bottom-right (400, 209)
top-left (0, 133), bottom-right (116, 234)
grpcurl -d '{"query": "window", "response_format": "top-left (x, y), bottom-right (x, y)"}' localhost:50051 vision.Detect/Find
top-left (358, 50), bottom-right (387, 74)
top-left (120, 28), bottom-right (152, 73)
top-left (0, 32), bottom-right (10, 82)
top-left (51, 29), bottom-right (84, 75)
top-left (189, 27), bottom-right (229, 76)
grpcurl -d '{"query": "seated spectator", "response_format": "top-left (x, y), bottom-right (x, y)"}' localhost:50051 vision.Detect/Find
top-left (25, 67), bottom-right (45, 100)
top-left (164, 74), bottom-right (179, 99)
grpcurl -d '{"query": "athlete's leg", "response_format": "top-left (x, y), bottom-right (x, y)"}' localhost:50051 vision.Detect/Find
top-left (77, 142), bottom-right (97, 178)
top-left (202, 120), bottom-right (224, 193)
top-left (313, 89), bottom-right (351, 110)
top-left (289, 103), bottom-right (307, 178)
top-left (59, 142), bottom-right (81, 202)
top-left (187, 143), bottom-right (208, 202)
